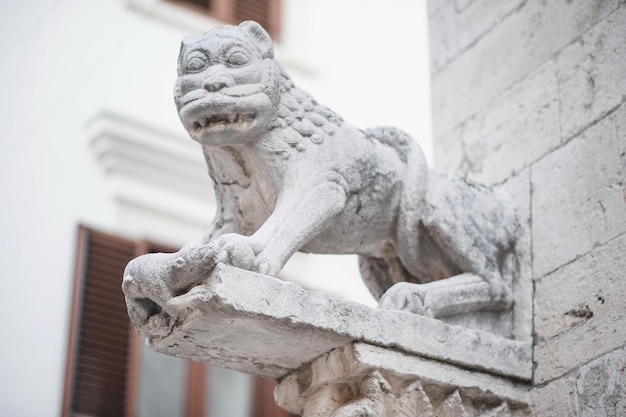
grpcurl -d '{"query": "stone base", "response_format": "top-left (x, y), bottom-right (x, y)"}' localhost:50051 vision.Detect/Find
top-left (143, 264), bottom-right (531, 381)
top-left (276, 342), bottom-right (531, 417)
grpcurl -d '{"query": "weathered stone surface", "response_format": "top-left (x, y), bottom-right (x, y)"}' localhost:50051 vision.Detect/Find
top-left (531, 346), bottom-right (626, 416)
top-left (575, 347), bottom-right (626, 417)
top-left (142, 264), bottom-right (532, 381)
top-left (429, 0), bottom-right (525, 74)
top-left (619, 104), bottom-right (626, 167)
top-left (432, 123), bottom-right (464, 173)
top-left (460, 60), bottom-right (560, 186)
top-left (428, 1), bottom-right (459, 74)
top-left (558, 6), bottom-right (626, 141)
top-left (531, 106), bottom-right (626, 277)
top-left (494, 170), bottom-right (533, 341)
top-left (529, 377), bottom-right (577, 417)
top-left (534, 233), bottom-right (626, 383)
top-left (443, 169), bottom-right (533, 340)
top-left (455, 0), bottom-right (524, 55)
top-left (276, 343), bottom-right (531, 417)
top-left (427, 0), bottom-right (454, 18)
top-left (430, 0), bottom-right (619, 139)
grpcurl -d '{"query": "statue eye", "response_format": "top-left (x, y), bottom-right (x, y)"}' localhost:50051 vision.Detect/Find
top-left (226, 50), bottom-right (251, 66)
top-left (185, 52), bottom-right (208, 73)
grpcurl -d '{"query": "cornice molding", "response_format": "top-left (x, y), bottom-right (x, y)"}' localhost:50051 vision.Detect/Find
top-left (88, 111), bottom-right (214, 241)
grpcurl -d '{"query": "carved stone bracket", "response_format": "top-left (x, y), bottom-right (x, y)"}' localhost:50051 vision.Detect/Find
top-left (135, 264), bottom-right (531, 381)
top-left (276, 343), bottom-right (531, 417)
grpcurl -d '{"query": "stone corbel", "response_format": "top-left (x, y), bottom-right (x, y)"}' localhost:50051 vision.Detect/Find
top-left (125, 264), bottom-right (531, 416)
top-left (276, 343), bottom-right (531, 417)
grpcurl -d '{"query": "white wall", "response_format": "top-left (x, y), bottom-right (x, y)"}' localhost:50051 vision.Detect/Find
top-left (0, 1), bottom-right (430, 415)
top-left (0, 2), bottom-right (191, 415)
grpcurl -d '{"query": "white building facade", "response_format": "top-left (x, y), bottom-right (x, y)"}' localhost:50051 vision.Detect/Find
top-left (0, 1), bottom-right (430, 416)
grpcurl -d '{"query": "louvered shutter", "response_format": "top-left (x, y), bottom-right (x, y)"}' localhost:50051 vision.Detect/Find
top-left (166, 0), bottom-right (281, 39)
top-left (62, 227), bottom-right (138, 417)
top-left (233, 0), bottom-right (271, 37)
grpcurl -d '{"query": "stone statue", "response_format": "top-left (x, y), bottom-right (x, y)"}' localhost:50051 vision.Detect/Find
top-left (122, 21), bottom-right (520, 335)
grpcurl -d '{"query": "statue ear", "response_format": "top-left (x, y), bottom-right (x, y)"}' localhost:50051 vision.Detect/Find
top-left (177, 36), bottom-right (195, 75)
top-left (239, 20), bottom-right (274, 58)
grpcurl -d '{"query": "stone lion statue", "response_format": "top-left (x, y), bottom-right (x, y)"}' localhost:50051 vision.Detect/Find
top-left (122, 21), bottom-right (519, 333)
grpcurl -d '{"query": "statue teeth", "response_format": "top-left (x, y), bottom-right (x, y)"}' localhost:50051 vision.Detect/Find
top-left (192, 113), bottom-right (256, 130)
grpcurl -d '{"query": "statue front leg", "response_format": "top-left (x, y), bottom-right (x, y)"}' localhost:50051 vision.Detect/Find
top-left (201, 177), bottom-right (349, 277)
top-left (251, 178), bottom-right (349, 276)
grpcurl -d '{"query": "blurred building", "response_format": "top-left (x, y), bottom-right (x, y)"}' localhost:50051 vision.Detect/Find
top-left (0, 1), bottom-right (430, 416)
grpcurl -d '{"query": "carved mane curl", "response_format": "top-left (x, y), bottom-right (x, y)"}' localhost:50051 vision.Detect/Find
top-left (261, 61), bottom-right (344, 153)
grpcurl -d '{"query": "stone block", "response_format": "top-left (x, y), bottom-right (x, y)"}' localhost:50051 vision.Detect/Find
top-left (455, 0), bottom-right (525, 59)
top-left (427, 0), bottom-right (454, 19)
top-left (430, 0), bottom-right (619, 139)
top-left (461, 59), bottom-right (560, 186)
top-left (533, 233), bottom-right (626, 383)
top-left (429, 0), bottom-right (526, 75)
top-left (531, 107), bottom-right (626, 277)
top-left (576, 346), bottom-right (626, 417)
top-left (428, 1), bottom-right (459, 74)
top-left (530, 377), bottom-right (577, 417)
top-left (144, 264), bottom-right (532, 381)
top-left (558, 5), bottom-right (626, 141)
top-left (432, 123), bottom-right (464, 173)
top-left (618, 102), bottom-right (626, 172)
top-left (531, 346), bottom-right (626, 416)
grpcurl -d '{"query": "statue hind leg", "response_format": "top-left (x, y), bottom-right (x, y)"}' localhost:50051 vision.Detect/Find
top-left (378, 175), bottom-right (517, 318)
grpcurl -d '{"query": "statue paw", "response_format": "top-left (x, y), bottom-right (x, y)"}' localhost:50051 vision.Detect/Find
top-left (252, 257), bottom-right (274, 275)
top-left (378, 282), bottom-right (434, 317)
top-left (122, 253), bottom-right (182, 331)
top-left (123, 275), bottom-right (169, 334)
top-left (205, 234), bottom-right (279, 275)
top-left (205, 233), bottom-right (256, 270)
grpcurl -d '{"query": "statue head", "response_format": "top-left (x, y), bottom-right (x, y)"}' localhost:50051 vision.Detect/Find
top-left (174, 21), bottom-right (281, 146)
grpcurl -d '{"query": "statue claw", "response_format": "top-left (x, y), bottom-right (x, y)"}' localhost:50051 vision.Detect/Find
top-left (378, 282), bottom-right (434, 318)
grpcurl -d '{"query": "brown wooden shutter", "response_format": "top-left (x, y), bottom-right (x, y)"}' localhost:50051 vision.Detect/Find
top-left (233, 0), bottom-right (270, 36)
top-left (62, 226), bottom-right (138, 417)
top-left (186, 361), bottom-right (208, 417)
top-left (252, 377), bottom-right (298, 417)
top-left (166, 0), bottom-right (281, 39)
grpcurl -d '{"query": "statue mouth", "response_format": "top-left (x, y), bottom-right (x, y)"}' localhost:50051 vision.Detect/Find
top-left (192, 113), bottom-right (257, 132)
top-left (176, 87), bottom-right (274, 144)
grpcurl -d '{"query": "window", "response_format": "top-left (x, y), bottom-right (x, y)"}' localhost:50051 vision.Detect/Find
top-left (62, 226), bottom-right (295, 417)
top-left (168, 0), bottom-right (281, 39)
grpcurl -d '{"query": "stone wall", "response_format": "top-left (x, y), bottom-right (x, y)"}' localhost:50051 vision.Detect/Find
top-left (427, 0), bottom-right (626, 415)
